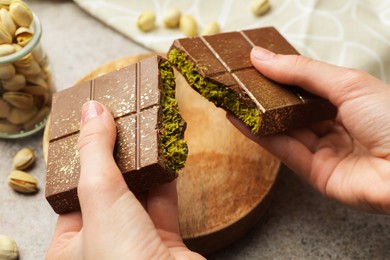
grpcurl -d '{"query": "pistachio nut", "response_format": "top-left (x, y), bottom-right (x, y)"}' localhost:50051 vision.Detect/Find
top-left (16, 60), bottom-right (41, 76)
top-left (0, 98), bottom-right (10, 118)
top-left (0, 43), bottom-right (16, 57)
top-left (137, 11), bottom-right (156, 32)
top-left (180, 15), bottom-right (198, 37)
top-left (21, 85), bottom-right (47, 95)
top-left (2, 74), bottom-right (26, 91)
top-left (0, 0), bottom-right (12, 5)
top-left (32, 44), bottom-right (44, 63)
top-left (0, 5), bottom-right (10, 10)
top-left (0, 8), bottom-right (16, 36)
top-left (202, 21), bottom-right (220, 36)
top-left (12, 147), bottom-right (35, 170)
top-left (25, 74), bottom-right (47, 88)
top-left (0, 63), bottom-right (15, 80)
top-left (15, 26), bottom-right (32, 47)
top-left (13, 52), bottom-right (32, 68)
top-left (11, 42), bottom-right (21, 52)
top-left (0, 25), bottom-right (12, 44)
top-left (251, 0), bottom-right (270, 16)
top-left (0, 119), bottom-right (20, 134)
top-left (3, 91), bottom-right (34, 109)
top-left (163, 9), bottom-right (181, 28)
top-left (9, 0), bottom-right (33, 27)
top-left (23, 106), bottom-right (49, 130)
top-left (7, 106), bottom-right (37, 124)
top-left (8, 170), bottom-right (38, 194)
top-left (0, 43), bottom-right (15, 56)
top-left (0, 234), bottom-right (18, 260)
top-left (33, 90), bottom-right (51, 108)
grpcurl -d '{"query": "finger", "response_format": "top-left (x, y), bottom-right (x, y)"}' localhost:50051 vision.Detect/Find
top-left (52, 211), bottom-right (82, 241)
top-left (227, 113), bottom-right (313, 176)
top-left (307, 120), bottom-right (335, 137)
top-left (77, 101), bottom-right (129, 216)
top-left (147, 180), bottom-right (183, 247)
top-left (286, 127), bottom-right (319, 153)
top-left (250, 46), bottom-right (382, 107)
top-left (48, 212), bottom-right (82, 259)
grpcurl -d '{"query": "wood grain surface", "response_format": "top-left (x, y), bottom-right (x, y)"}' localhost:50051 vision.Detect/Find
top-left (43, 54), bottom-right (280, 255)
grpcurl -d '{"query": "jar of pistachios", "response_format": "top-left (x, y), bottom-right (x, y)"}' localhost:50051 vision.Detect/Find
top-left (0, 1), bottom-right (52, 139)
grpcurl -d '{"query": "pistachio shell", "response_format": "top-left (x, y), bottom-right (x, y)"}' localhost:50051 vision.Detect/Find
top-left (251, 0), bottom-right (271, 16)
top-left (0, 63), bottom-right (15, 79)
top-left (163, 9), bottom-right (181, 28)
top-left (0, 8), bottom-right (16, 36)
top-left (137, 11), bottom-right (156, 32)
top-left (12, 147), bottom-right (35, 170)
top-left (7, 106), bottom-right (37, 124)
top-left (201, 21), bottom-right (220, 36)
top-left (0, 0), bottom-right (12, 5)
top-left (9, 0), bottom-right (32, 27)
top-left (0, 43), bottom-right (15, 56)
top-left (3, 91), bottom-right (33, 109)
top-left (0, 98), bottom-right (10, 117)
top-left (2, 74), bottom-right (25, 90)
top-left (11, 43), bottom-right (21, 52)
top-left (0, 5), bottom-right (10, 10)
top-left (8, 170), bottom-right (38, 194)
top-left (13, 53), bottom-right (32, 68)
top-left (23, 106), bottom-right (49, 130)
top-left (180, 15), bottom-right (198, 37)
top-left (31, 44), bottom-right (45, 63)
top-left (0, 234), bottom-right (19, 260)
top-left (0, 119), bottom-right (20, 134)
top-left (16, 60), bottom-right (40, 76)
top-left (25, 74), bottom-right (47, 88)
top-left (0, 25), bottom-right (12, 44)
top-left (21, 85), bottom-right (47, 95)
top-left (15, 26), bottom-right (32, 47)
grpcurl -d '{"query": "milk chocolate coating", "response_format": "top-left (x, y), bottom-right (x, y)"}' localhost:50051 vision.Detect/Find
top-left (46, 56), bottom-right (184, 214)
top-left (169, 27), bottom-right (337, 135)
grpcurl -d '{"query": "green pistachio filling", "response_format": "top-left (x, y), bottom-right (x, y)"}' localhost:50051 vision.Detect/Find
top-left (168, 49), bottom-right (260, 133)
top-left (160, 60), bottom-right (188, 173)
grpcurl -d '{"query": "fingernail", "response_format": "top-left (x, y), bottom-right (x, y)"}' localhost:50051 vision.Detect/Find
top-left (251, 46), bottom-right (275, 60)
top-left (81, 100), bottom-right (103, 124)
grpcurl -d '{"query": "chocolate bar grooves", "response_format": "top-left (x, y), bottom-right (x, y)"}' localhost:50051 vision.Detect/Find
top-left (90, 79), bottom-right (95, 100)
top-left (239, 31), bottom-right (255, 47)
top-left (48, 103), bottom-right (161, 144)
top-left (135, 62), bottom-right (141, 170)
top-left (199, 36), bottom-right (266, 112)
top-left (169, 27), bottom-right (337, 136)
top-left (46, 55), bottom-right (188, 214)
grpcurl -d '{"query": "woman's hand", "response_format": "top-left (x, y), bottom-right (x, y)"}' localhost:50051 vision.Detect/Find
top-left (47, 101), bottom-right (204, 259)
top-left (229, 46), bottom-right (390, 215)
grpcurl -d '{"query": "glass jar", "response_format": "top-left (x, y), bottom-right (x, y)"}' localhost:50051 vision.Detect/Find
top-left (0, 13), bottom-right (52, 139)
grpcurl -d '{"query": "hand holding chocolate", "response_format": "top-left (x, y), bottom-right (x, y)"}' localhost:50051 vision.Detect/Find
top-left (45, 27), bottom-right (336, 214)
top-left (46, 56), bottom-right (187, 214)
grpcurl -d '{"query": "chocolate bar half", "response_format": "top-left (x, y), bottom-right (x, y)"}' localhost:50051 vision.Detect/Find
top-left (168, 27), bottom-right (337, 135)
top-left (46, 55), bottom-right (188, 214)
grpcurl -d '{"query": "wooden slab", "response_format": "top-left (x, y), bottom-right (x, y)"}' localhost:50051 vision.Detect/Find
top-left (43, 53), bottom-right (280, 255)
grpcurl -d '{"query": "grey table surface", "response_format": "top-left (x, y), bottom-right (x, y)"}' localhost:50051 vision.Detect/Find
top-left (0, 0), bottom-right (389, 259)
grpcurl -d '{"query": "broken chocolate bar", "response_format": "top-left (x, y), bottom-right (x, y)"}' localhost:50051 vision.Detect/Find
top-left (46, 55), bottom-right (188, 214)
top-left (168, 27), bottom-right (337, 135)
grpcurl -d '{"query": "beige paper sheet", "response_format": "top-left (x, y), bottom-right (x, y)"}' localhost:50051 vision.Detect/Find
top-left (74, 0), bottom-right (390, 82)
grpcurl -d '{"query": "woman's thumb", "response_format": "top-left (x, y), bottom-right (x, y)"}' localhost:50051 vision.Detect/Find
top-left (77, 101), bottom-right (127, 215)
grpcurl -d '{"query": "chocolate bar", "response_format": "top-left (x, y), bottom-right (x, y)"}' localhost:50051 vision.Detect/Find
top-left (168, 27), bottom-right (337, 135)
top-left (46, 56), bottom-right (188, 214)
